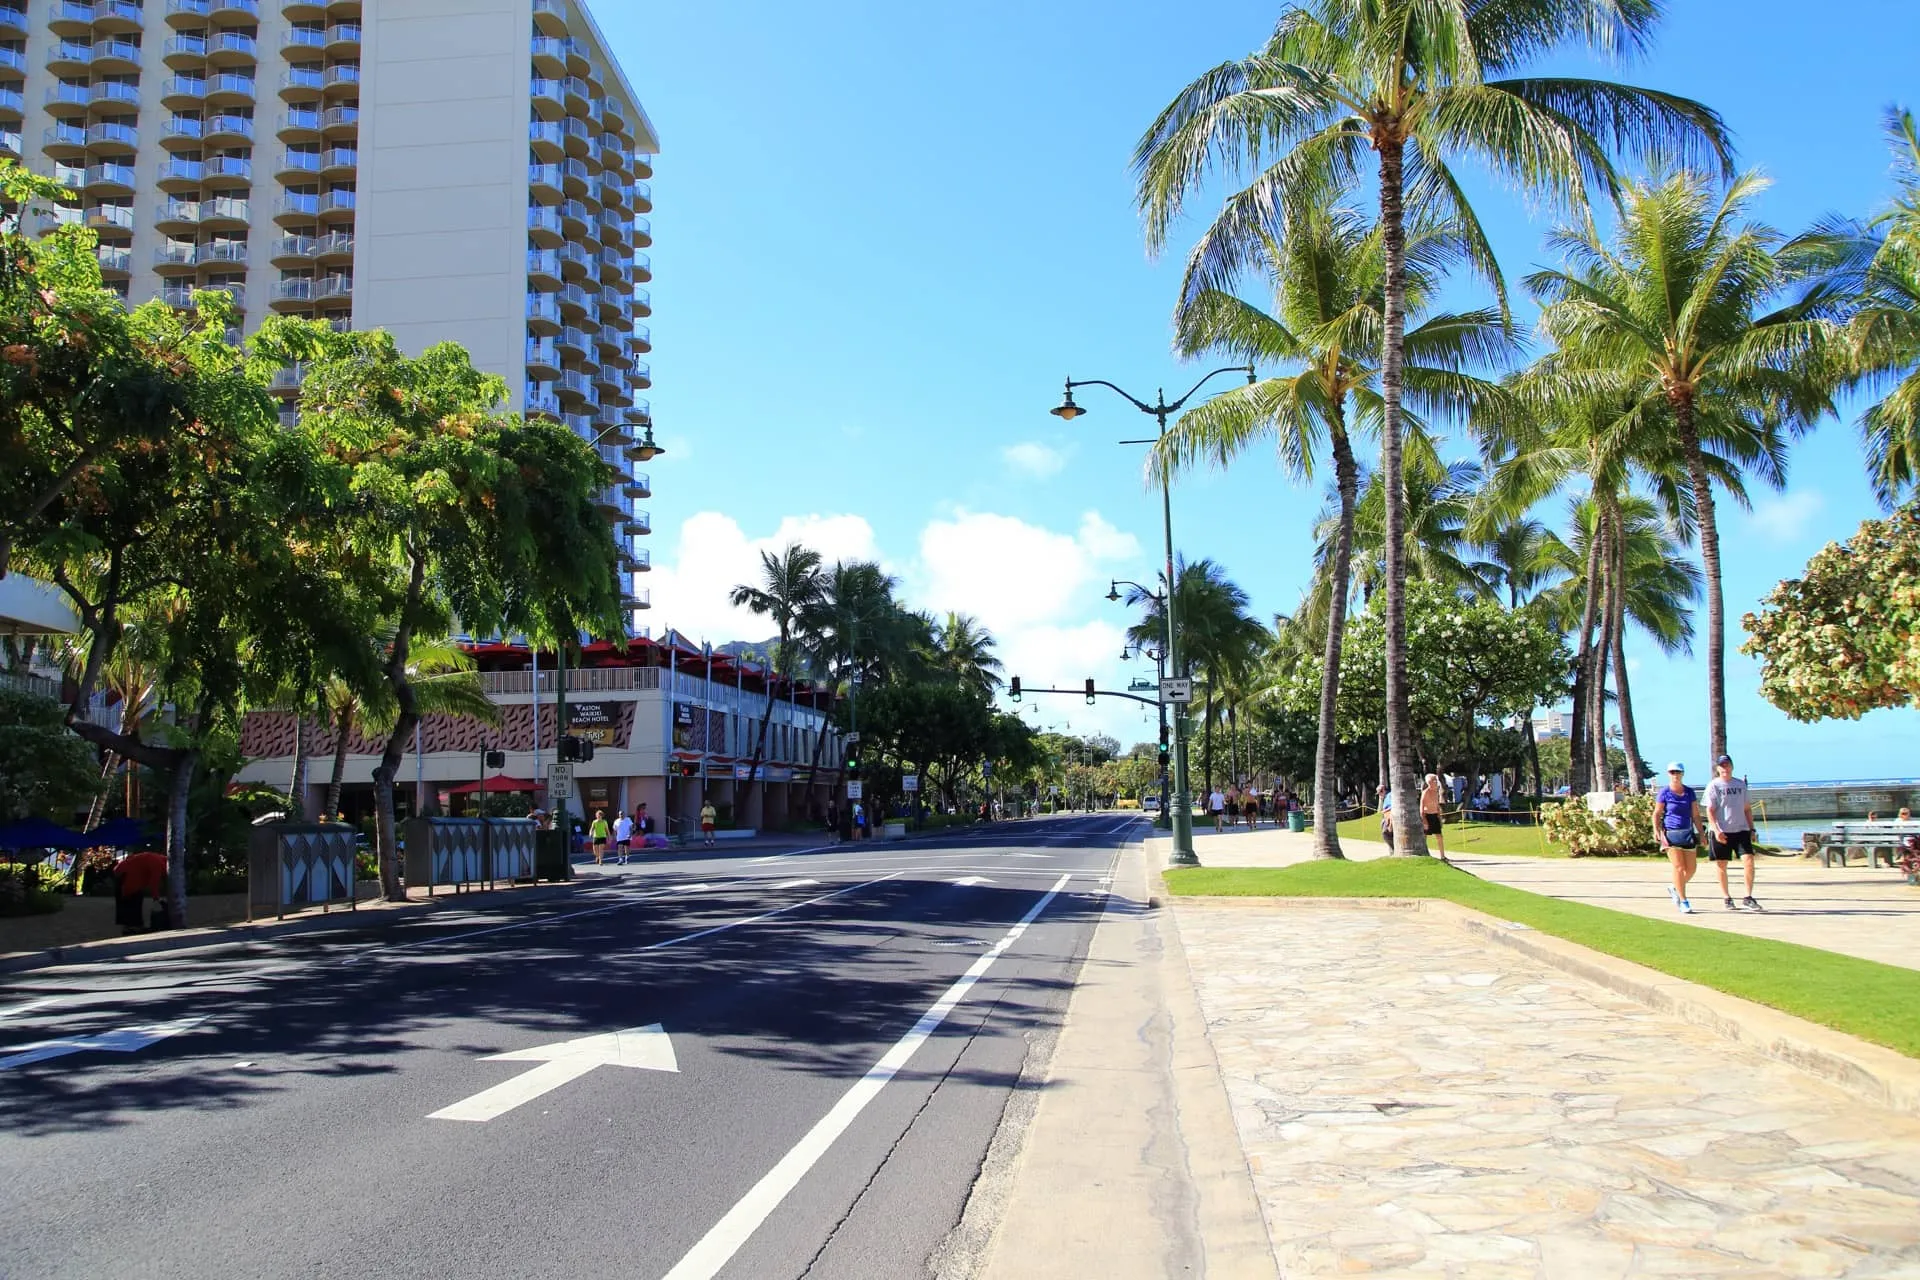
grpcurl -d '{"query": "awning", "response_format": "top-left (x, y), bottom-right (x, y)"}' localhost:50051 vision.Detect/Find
top-left (0, 574), bottom-right (78, 635)
top-left (445, 775), bottom-right (541, 795)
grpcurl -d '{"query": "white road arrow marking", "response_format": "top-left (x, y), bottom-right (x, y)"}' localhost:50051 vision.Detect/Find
top-left (430, 1024), bottom-right (678, 1123)
top-left (675, 883), bottom-right (715, 893)
top-left (770, 879), bottom-right (820, 891)
top-left (951, 876), bottom-right (994, 886)
top-left (0, 1016), bottom-right (205, 1070)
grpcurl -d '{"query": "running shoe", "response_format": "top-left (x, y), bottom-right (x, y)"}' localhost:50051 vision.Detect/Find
top-left (1680, 898), bottom-right (1695, 914)
top-left (1742, 896), bottom-right (1763, 911)
top-left (1723, 897), bottom-right (1737, 911)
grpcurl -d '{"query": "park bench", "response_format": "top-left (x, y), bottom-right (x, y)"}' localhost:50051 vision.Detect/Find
top-left (1822, 821), bottom-right (1920, 871)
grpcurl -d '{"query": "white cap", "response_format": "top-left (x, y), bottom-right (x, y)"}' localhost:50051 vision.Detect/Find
top-left (1666, 761), bottom-right (1685, 773)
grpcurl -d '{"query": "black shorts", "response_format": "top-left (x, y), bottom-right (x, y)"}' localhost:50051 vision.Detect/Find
top-left (1423, 812), bottom-right (1442, 837)
top-left (1709, 830), bottom-right (1755, 860)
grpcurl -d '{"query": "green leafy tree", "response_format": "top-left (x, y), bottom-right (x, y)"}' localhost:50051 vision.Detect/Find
top-left (1134, 0), bottom-right (1728, 853)
top-left (926, 612), bottom-right (1004, 697)
top-left (299, 334), bottom-right (623, 899)
top-left (1742, 502), bottom-right (1920, 722)
top-left (1288, 581), bottom-right (1570, 782)
top-left (1526, 171), bottom-right (1839, 762)
top-left (1124, 558), bottom-right (1265, 795)
top-left (0, 688), bottom-right (100, 822)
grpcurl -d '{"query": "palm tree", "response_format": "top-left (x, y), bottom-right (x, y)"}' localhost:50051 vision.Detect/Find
top-left (1155, 207), bottom-right (1517, 857)
top-left (728, 542), bottom-right (825, 809)
top-left (1527, 171), bottom-right (1838, 760)
top-left (1476, 516), bottom-right (1555, 794)
top-left (1126, 558), bottom-right (1265, 796)
top-left (796, 561), bottom-right (916, 789)
top-left (1837, 107), bottom-right (1920, 505)
top-left (1134, 0), bottom-right (1729, 853)
top-left (1341, 455), bottom-right (1497, 600)
top-left (927, 612), bottom-right (1003, 696)
top-left (1537, 494), bottom-right (1701, 793)
top-left (317, 639), bottom-right (496, 821)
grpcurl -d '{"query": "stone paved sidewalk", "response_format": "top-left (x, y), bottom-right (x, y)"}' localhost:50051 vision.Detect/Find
top-left (1183, 826), bottom-right (1920, 972)
top-left (1176, 900), bottom-right (1920, 1277)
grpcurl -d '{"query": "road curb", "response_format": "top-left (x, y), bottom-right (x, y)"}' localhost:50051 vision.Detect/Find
top-left (1172, 894), bottom-right (1920, 1118)
top-left (0, 877), bottom-right (615, 975)
top-left (968, 840), bottom-right (1277, 1279)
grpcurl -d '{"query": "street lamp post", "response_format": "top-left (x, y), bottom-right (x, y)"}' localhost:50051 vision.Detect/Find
top-left (1119, 623), bottom-right (1169, 822)
top-left (1053, 365), bottom-right (1253, 866)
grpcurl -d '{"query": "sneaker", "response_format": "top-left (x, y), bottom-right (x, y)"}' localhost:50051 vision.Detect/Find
top-left (1667, 886), bottom-right (1679, 906)
top-left (1742, 896), bottom-right (1763, 912)
top-left (1680, 898), bottom-right (1695, 914)
top-left (1724, 897), bottom-right (1737, 911)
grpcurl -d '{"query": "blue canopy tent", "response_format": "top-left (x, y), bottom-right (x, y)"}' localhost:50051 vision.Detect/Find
top-left (0, 817), bottom-right (88, 854)
top-left (85, 817), bottom-right (151, 848)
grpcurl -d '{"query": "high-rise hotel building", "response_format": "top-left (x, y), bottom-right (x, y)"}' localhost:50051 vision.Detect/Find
top-left (0, 0), bottom-right (658, 619)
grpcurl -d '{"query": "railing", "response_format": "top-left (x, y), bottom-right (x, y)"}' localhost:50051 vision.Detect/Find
top-left (0, 669), bottom-right (62, 703)
top-left (479, 666), bottom-right (663, 695)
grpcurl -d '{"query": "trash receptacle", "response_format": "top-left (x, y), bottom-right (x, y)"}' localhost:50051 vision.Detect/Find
top-left (535, 829), bottom-right (572, 881)
top-left (1288, 811), bottom-right (1307, 833)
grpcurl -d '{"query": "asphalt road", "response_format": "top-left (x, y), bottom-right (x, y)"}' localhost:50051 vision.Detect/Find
top-left (0, 813), bottom-right (1141, 1280)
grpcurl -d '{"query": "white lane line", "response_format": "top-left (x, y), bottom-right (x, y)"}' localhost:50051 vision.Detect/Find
top-left (635, 874), bottom-right (901, 953)
top-left (0, 997), bottom-right (62, 1023)
top-left (660, 873), bottom-right (1072, 1280)
top-left (769, 879), bottom-right (820, 891)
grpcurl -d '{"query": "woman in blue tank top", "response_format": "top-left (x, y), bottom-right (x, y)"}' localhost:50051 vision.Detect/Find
top-left (1654, 762), bottom-right (1700, 914)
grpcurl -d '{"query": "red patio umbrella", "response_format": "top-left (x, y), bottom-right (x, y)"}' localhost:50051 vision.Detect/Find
top-left (445, 775), bottom-right (540, 795)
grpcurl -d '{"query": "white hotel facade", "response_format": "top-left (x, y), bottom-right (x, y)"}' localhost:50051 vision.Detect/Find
top-left (1, 0), bottom-right (657, 611)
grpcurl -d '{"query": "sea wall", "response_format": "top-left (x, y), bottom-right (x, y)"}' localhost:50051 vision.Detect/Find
top-left (1750, 783), bottom-right (1920, 820)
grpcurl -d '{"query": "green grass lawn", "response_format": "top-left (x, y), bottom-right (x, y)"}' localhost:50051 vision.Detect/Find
top-left (1335, 811), bottom-right (1571, 856)
top-left (1165, 857), bottom-right (1920, 1059)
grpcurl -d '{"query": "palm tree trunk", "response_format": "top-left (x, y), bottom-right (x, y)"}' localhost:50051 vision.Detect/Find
top-left (287, 696), bottom-right (308, 818)
top-left (1201, 689), bottom-right (1216, 795)
top-left (1610, 513), bottom-right (1646, 795)
top-left (1525, 717), bottom-right (1543, 798)
top-left (1311, 428), bottom-right (1358, 859)
top-left (1673, 398), bottom-right (1728, 760)
top-left (163, 746), bottom-right (197, 927)
top-left (323, 699), bottom-right (352, 821)
top-left (1375, 133), bottom-right (1423, 855)
top-left (1569, 519), bottom-right (1603, 793)
top-left (370, 553), bottom-right (426, 902)
top-left (1589, 513), bottom-right (1615, 791)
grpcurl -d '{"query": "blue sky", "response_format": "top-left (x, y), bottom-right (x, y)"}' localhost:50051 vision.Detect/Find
top-left (597, 0), bottom-right (1920, 784)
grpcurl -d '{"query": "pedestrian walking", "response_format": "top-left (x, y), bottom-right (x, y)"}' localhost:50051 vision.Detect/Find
top-left (1704, 754), bottom-right (1762, 911)
top-left (1420, 773), bottom-right (1448, 860)
top-left (1208, 787), bottom-right (1226, 832)
top-left (699, 799), bottom-right (718, 847)
top-left (588, 809), bottom-right (610, 865)
top-left (1379, 787), bottom-right (1394, 842)
top-left (1655, 762), bottom-right (1701, 914)
top-left (612, 811), bottom-right (634, 864)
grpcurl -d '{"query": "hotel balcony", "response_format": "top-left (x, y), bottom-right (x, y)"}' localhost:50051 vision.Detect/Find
top-left (42, 122), bottom-right (87, 158)
top-left (525, 338), bottom-right (559, 378)
top-left (88, 122), bottom-right (141, 153)
top-left (314, 230), bottom-right (353, 263)
top-left (195, 240), bottom-right (249, 267)
top-left (86, 203), bottom-right (135, 236)
top-left (206, 113), bottom-right (255, 145)
top-left (530, 120), bottom-right (564, 162)
top-left (621, 589), bottom-right (651, 613)
top-left (529, 162), bottom-right (562, 203)
top-left (200, 195), bottom-right (250, 230)
top-left (208, 0), bottom-right (262, 23)
top-left (320, 105), bottom-right (358, 138)
top-left (155, 198), bottom-right (201, 233)
top-left (48, 1), bottom-right (93, 38)
top-left (527, 248), bottom-right (561, 290)
top-left (278, 106), bottom-right (321, 141)
top-left (532, 0), bottom-right (566, 36)
top-left (527, 204), bottom-right (562, 247)
top-left (154, 240), bottom-right (198, 273)
top-left (94, 0), bottom-right (146, 29)
top-left (525, 384), bottom-right (560, 419)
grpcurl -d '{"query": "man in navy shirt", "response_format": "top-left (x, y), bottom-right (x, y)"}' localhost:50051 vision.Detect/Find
top-left (1654, 762), bottom-right (1701, 914)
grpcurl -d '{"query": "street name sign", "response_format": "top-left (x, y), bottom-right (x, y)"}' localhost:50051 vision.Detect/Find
top-left (547, 763), bottom-right (574, 799)
top-left (431, 1024), bottom-right (679, 1122)
top-left (1159, 677), bottom-right (1194, 704)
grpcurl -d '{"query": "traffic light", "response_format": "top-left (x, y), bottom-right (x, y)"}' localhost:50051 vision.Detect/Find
top-left (1158, 722), bottom-right (1170, 766)
top-left (1009, 676), bottom-right (1021, 702)
top-left (1084, 678), bottom-right (1096, 705)
top-left (560, 736), bottom-right (595, 762)
top-left (847, 753), bottom-right (861, 779)
top-left (484, 750), bottom-right (506, 769)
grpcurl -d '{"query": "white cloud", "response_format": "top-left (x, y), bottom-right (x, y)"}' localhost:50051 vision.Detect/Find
top-left (1002, 441), bottom-right (1067, 480)
top-left (1748, 491), bottom-right (1823, 544)
top-left (646, 511), bottom-right (880, 644)
top-left (912, 508), bottom-right (1142, 634)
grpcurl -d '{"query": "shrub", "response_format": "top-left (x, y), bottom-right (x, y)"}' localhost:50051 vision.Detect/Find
top-left (0, 864), bottom-right (65, 916)
top-left (1539, 794), bottom-right (1660, 856)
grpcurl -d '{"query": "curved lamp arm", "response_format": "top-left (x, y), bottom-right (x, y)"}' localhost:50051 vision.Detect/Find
top-left (1166, 364), bottom-right (1257, 413)
top-left (1064, 378), bottom-right (1158, 416)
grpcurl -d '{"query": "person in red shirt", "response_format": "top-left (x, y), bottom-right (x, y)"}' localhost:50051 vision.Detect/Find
top-left (113, 850), bottom-right (170, 934)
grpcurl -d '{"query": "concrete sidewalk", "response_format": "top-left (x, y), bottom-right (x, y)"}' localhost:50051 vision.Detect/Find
top-left (1186, 825), bottom-right (1920, 971)
top-left (1177, 895), bottom-right (1920, 1276)
top-left (954, 836), bottom-right (1276, 1279)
